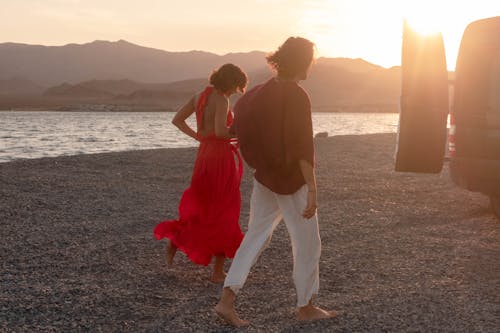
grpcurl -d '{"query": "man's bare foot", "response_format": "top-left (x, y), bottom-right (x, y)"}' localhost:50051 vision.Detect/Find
top-left (297, 304), bottom-right (337, 322)
top-left (166, 242), bottom-right (177, 267)
top-left (214, 302), bottom-right (249, 327)
top-left (214, 288), bottom-right (249, 327)
top-left (210, 271), bottom-right (227, 283)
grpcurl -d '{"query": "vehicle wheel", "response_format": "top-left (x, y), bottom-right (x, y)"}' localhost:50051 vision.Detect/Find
top-left (490, 196), bottom-right (500, 219)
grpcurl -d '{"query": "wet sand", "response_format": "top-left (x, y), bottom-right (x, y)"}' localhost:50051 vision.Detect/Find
top-left (1, 133), bottom-right (499, 332)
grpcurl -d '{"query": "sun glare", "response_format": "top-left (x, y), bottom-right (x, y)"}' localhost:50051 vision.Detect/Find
top-left (401, 1), bottom-right (449, 35)
top-left (401, 0), bottom-right (500, 69)
top-left (298, 0), bottom-right (499, 70)
top-left (404, 16), bottom-right (443, 36)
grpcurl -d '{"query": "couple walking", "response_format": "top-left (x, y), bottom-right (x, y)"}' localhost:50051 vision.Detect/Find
top-left (154, 36), bottom-right (336, 326)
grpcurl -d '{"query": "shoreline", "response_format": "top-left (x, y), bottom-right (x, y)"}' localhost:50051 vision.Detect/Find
top-left (1, 133), bottom-right (499, 332)
top-left (1, 109), bottom-right (399, 113)
top-left (0, 132), bottom-right (396, 165)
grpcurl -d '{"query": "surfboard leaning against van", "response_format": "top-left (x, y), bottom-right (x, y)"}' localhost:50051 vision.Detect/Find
top-left (395, 16), bottom-right (500, 219)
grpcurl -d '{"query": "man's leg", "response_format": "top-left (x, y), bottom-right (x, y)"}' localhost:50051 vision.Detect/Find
top-left (215, 179), bottom-right (282, 326)
top-left (277, 185), bottom-right (336, 321)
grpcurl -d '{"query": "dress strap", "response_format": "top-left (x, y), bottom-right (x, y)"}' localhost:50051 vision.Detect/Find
top-left (230, 139), bottom-right (244, 179)
top-left (195, 86), bottom-right (213, 134)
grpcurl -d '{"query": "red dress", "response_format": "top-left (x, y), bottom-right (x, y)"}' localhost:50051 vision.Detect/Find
top-left (154, 87), bottom-right (244, 266)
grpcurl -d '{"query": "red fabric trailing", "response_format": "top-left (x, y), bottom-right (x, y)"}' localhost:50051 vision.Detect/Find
top-left (154, 86), bottom-right (243, 266)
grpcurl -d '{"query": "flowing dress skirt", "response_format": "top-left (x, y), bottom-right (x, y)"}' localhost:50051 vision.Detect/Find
top-left (154, 137), bottom-right (243, 265)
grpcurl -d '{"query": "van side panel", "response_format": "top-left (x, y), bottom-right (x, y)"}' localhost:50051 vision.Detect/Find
top-left (451, 16), bottom-right (500, 195)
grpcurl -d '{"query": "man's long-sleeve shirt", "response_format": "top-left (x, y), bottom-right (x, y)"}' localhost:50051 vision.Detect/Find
top-left (231, 78), bottom-right (315, 194)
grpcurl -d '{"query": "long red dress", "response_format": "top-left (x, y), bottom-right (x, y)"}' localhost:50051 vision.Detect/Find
top-left (154, 87), bottom-right (244, 266)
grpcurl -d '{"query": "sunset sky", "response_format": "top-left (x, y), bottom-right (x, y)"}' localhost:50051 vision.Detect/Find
top-left (1, 0), bottom-right (499, 70)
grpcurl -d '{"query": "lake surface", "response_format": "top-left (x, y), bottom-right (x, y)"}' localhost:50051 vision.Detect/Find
top-left (0, 111), bottom-right (399, 163)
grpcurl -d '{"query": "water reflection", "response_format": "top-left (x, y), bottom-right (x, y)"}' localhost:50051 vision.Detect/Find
top-left (0, 111), bottom-right (398, 163)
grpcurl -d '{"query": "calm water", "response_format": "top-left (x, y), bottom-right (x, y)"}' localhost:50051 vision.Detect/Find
top-left (0, 111), bottom-right (399, 163)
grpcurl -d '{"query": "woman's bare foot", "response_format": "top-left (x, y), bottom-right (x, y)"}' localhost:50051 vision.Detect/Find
top-left (214, 288), bottom-right (250, 327)
top-left (166, 242), bottom-right (177, 267)
top-left (297, 303), bottom-right (337, 322)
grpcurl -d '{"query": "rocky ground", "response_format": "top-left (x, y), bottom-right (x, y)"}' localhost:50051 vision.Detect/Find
top-left (1, 133), bottom-right (499, 332)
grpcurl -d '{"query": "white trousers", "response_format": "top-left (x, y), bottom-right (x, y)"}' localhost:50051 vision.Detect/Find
top-left (224, 179), bottom-right (321, 307)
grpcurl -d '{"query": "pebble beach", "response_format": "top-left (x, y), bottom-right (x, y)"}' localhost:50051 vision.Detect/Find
top-left (1, 133), bottom-right (499, 332)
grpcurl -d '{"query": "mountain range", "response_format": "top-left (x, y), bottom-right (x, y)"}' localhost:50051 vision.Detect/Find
top-left (0, 40), bottom-right (403, 112)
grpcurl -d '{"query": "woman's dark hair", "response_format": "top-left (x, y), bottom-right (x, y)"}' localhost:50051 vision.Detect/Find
top-left (266, 37), bottom-right (315, 79)
top-left (209, 63), bottom-right (248, 93)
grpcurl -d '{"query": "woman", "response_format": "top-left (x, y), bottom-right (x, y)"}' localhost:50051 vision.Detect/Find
top-left (154, 63), bottom-right (248, 283)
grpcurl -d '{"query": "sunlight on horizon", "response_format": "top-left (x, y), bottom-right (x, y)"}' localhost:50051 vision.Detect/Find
top-left (298, 0), bottom-right (499, 70)
top-left (0, 1), bottom-right (499, 71)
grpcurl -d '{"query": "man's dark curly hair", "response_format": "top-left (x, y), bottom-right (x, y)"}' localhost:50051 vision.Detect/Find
top-left (266, 37), bottom-right (315, 79)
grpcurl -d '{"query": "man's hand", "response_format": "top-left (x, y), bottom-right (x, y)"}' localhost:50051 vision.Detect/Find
top-left (298, 160), bottom-right (317, 219)
top-left (302, 189), bottom-right (317, 219)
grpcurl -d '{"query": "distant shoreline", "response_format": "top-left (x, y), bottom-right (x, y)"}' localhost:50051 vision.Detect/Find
top-left (0, 112), bottom-right (400, 163)
top-left (0, 106), bottom-right (399, 113)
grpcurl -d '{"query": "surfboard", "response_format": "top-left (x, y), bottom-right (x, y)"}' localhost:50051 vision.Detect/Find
top-left (395, 21), bottom-right (449, 173)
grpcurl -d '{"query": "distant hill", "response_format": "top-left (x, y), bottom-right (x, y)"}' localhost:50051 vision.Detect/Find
top-left (303, 60), bottom-right (401, 111)
top-left (0, 40), bottom-right (406, 112)
top-left (32, 63), bottom-right (400, 112)
top-left (0, 77), bottom-right (45, 96)
top-left (42, 78), bottom-right (207, 103)
top-left (314, 57), bottom-right (384, 73)
top-left (45, 79), bottom-right (163, 98)
top-left (0, 40), bottom-right (267, 86)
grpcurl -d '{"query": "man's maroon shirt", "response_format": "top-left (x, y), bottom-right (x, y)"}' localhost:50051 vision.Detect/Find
top-left (231, 78), bottom-right (315, 195)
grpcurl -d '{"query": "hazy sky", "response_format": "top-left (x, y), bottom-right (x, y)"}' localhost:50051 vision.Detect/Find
top-left (1, 0), bottom-right (499, 69)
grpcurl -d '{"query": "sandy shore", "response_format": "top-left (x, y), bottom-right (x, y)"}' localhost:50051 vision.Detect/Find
top-left (1, 133), bottom-right (499, 332)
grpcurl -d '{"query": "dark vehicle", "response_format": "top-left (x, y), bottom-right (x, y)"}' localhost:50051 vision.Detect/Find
top-left (395, 16), bottom-right (500, 219)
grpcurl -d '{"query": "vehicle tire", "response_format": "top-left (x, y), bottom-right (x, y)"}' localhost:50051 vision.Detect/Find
top-left (490, 196), bottom-right (500, 219)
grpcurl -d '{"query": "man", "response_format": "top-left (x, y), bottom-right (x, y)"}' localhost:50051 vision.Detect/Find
top-left (215, 37), bottom-right (336, 327)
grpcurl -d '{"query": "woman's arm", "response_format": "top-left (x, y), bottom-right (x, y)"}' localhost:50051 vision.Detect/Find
top-left (214, 95), bottom-right (234, 139)
top-left (172, 95), bottom-right (198, 140)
